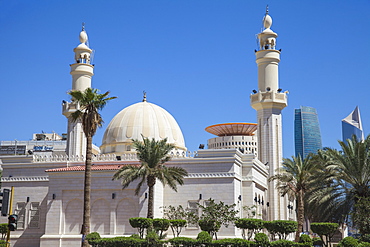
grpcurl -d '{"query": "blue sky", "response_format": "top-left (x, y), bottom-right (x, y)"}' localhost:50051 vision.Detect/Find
top-left (0, 0), bottom-right (369, 158)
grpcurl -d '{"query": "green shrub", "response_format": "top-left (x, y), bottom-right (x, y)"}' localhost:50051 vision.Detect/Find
top-left (311, 223), bottom-right (338, 247)
top-left (299, 234), bottom-right (313, 245)
top-left (199, 219), bottom-right (221, 237)
top-left (0, 224), bottom-right (7, 241)
top-left (152, 218), bottom-right (170, 238)
top-left (92, 236), bottom-right (146, 247)
top-left (358, 242), bottom-right (370, 247)
top-left (235, 218), bottom-right (265, 240)
top-left (169, 237), bottom-right (197, 247)
top-left (312, 237), bottom-right (323, 246)
top-left (85, 232), bottom-right (101, 247)
top-left (338, 237), bottom-right (358, 247)
top-left (131, 234), bottom-right (141, 239)
top-left (270, 239), bottom-right (297, 247)
top-left (129, 217), bottom-right (153, 238)
top-left (0, 240), bottom-right (7, 247)
top-left (255, 232), bottom-right (270, 247)
top-left (197, 231), bottom-right (212, 244)
top-left (361, 234), bottom-right (370, 243)
top-left (212, 238), bottom-right (254, 246)
top-left (169, 219), bottom-right (187, 238)
top-left (265, 220), bottom-right (298, 240)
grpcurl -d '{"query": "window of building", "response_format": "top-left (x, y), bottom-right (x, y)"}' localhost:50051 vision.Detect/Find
top-left (14, 202), bottom-right (26, 230)
top-left (29, 202), bottom-right (40, 229)
top-left (187, 201), bottom-right (199, 228)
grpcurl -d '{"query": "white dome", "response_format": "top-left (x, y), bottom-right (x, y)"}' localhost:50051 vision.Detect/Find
top-left (100, 101), bottom-right (186, 154)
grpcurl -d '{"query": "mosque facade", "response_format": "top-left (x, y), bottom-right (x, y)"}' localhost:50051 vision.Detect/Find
top-left (0, 11), bottom-right (293, 247)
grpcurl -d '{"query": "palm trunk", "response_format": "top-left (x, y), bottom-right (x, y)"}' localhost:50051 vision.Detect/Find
top-left (81, 134), bottom-right (92, 247)
top-left (147, 175), bottom-right (156, 219)
top-left (295, 190), bottom-right (304, 242)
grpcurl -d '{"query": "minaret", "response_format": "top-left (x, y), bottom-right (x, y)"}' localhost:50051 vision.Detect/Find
top-left (62, 25), bottom-right (94, 157)
top-left (250, 8), bottom-right (288, 220)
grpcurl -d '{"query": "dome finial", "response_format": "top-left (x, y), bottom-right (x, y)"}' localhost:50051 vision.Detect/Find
top-left (265, 5), bottom-right (269, 15)
top-left (143, 91), bottom-right (147, 102)
top-left (82, 22), bottom-right (85, 31)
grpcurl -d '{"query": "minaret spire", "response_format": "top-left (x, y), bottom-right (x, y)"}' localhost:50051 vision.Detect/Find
top-left (250, 9), bottom-right (288, 221)
top-left (62, 25), bottom-right (95, 157)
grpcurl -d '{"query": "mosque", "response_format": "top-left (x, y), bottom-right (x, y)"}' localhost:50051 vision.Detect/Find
top-left (0, 10), bottom-right (293, 247)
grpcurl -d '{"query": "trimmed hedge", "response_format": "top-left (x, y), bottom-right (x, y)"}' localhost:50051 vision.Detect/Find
top-left (212, 238), bottom-right (255, 247)
top-left (169, 237), bottom-right (197, 247)
top-left (338, 237), bottom-right (359, 247)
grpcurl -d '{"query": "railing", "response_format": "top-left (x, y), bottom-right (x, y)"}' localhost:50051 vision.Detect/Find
top-left (33, 150), bottom-right (197, 163)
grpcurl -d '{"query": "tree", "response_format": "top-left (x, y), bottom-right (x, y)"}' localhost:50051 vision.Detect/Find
top-left (311, 222), bottom-right (339, 247)
top-left (162, 205), bottom-right (198, 237)
top-left (264, 220), bottom-right (297, 240)
top-left (68, 88), bottom-right (116, 247)
top-left (113, 137), bottom-right (188, 218)
top-left (352, 196), bottom-right (370, 235)
top-left (310, 135), bottom-right (370, 224)
top-left (235, 218), bottom-right (264, 240)
top-left (197, 198), bottom-right (239, 240)
top-left (268, 154), bottom-right (321, 242)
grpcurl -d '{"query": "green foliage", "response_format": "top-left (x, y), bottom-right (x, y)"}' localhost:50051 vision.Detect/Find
top-left (358, 242), bottom-right (370, 247)
top-left (129, 217), bottom-right (153, 238)
top-left (235, 218), bottom-right (265, 240)
top-left (310, 223), bottom-right (338, 247)
top-left (299, 234), bottom-right (312, 245)
top-left (264, 220), bottom-right (298, 240)
top-left (361, 234), bottom-right (370, 243)
top-left (212, 238), bottom-right (255, 246)
top-left (152, 218), bottom-right (169, 239)
top-left (312, 237), bottom-right (323, 246)
top-left (197, 231), bottom-right (212, 244)
top-left (169, 219), bottom-right (187, 238)
top-left (113, 137), bottom-right (188, 218)
top-left (198, 219), bottom-right (221, 237)
top-left (270, 239), bottom-right (297, 247)
top-left (86, 231), bottom-right (101, 246)
top-left (338, 237), bottom-right (359, 247)
top-left (169, 237), bottom-right (197, 247)
top-left (162, 205), bottom-right (197, 237)
top-left (352, 197), bottom-right (370, 235)
top-left (243, 205), bottom-right (259, 218)
top-left (255, 232), bottom-right (270, 247)
top-left (197, 198), bottom-right (239, 239)
top-left (89, 236), bottom-right (146, 247)
top-left (0, 240), bottom-right (6, 247)
top-left (0, 224), bottom-right (7, 240)
top-left (145, 230), bottom-right (161, 246)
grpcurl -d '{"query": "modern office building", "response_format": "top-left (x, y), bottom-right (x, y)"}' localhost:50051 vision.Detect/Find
top-left (342, 106), bottom-right (364, 142)
top-left (294, 106), bottom-right (322, 158)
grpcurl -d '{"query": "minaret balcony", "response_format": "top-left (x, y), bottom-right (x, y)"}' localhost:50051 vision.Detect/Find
top-left (62, 102), bottom-right (79, 118)
top-left (70, 63), bottom-right (94, 76)
top-left (250, 91), bottom-right (287, 110)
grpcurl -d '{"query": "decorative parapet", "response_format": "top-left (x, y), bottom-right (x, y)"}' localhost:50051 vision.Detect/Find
top-left (33, 150), bottom-right (197, 163)
top-left (187, 172), bottom-right (241, 180)
top-left (1, 176), bottom-right (49, 182)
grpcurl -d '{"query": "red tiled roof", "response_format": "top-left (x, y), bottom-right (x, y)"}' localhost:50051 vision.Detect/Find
top-left (46, 164), bottom-right (135, 172)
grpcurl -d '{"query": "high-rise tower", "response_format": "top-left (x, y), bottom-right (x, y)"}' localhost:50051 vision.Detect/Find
top-left (62, 26), bottom-right (94, 157)
top-left (342, 106), bottom-right (364, 142)
top-left (250, 9), bottom-right (288, 220)
top-left (294, 106), bottom-right (322, 158)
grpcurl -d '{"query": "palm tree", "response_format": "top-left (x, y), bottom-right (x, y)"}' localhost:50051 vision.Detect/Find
top-left (309, 135), bottom-right (370, 227)
top-left (113, 137), bottom-right (188, 218)
top-left (68, 88), bottom-right (116, 247)
top-left (269, 154), bottom-right (322, 242)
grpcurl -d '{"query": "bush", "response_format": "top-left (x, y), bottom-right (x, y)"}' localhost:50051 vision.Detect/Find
top-left (197, 231), bottom-right (212, 244)
top-left (361, 235), bottom-right (370, 243)
top-left (270, 239), bottom-right (297, 247)
top-left (129, 217), bottom-right (153, 238)
top-left (312, 237), bottom-right (323, 246)
top-left (86, 232), bottom-right (101, 246)
top-left (0, 240), bottom-right (6, 247)
top-left (92, 236), bottom-right (146, 247)
top-left (169, 219), bottom-right (187, 238)
top-left (299, 234), bottom-right (313, 245)
top-left (255, 233), bottom-right (270, 247)
top-left (169, 237), bottom-right (197, 247)
top-left (0, 224), bottom-right (7, 240)
top-left (235, 218), bottom-right (265, 240)
top-left (212, 238), bottom-right (254, 246)
top-left (338, 237), bottom-right (358, 247)
top-left (153, 218), bottom-right (170, 238)
top-left (265, 220), bottom-right (298, 240)
top-left (358, 243), bottom-right (370, 247)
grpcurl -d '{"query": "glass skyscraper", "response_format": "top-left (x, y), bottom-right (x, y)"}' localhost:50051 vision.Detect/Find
top-left (294, 106), bottom-right (322, 158)
top-left (342, 106), bottom-right (364, 142)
